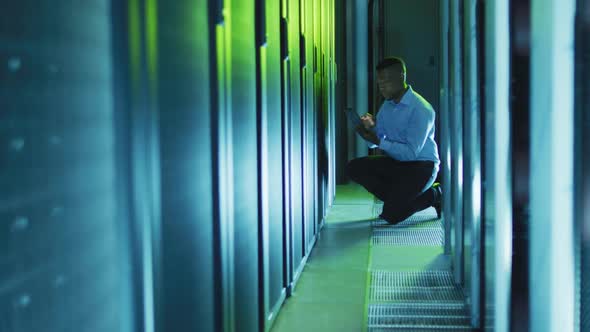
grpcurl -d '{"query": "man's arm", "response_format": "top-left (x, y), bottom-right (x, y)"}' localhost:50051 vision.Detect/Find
top-left (355, 125), bottom-right (380, 145)
top-left (355, 113), bottom-right (381, 145)
top-left (379, 107), bottom-right (434, 160)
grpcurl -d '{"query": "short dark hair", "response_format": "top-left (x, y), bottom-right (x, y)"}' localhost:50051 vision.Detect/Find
top-left (376, 57), bottom-right (406, 74)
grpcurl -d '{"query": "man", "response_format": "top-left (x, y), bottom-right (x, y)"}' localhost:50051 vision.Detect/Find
top-left (346, 56), bottom-right (442, 224)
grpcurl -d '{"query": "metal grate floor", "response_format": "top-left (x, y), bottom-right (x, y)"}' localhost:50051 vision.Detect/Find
top-left (371, 271), bottom-right (455, 288)
top-left (369, 271), bottom-right (463, 303)
top-left (368, 328), bottom-right (473, 332)
top-left (369, 324), bottom-right (473, 331)
top-left (372, 228), bottom-right (443, 246)
top-left (367, 272), bottom-right (472, 331)
top-left (368, 303), bottom-right (472, 331)
top-left (370, 287), bottom-right (464, 303)
top-left (367, 199), bottom-right (473, 331)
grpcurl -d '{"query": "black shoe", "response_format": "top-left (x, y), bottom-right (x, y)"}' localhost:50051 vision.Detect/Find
top-left (378, 213), bottom-right (401, 226)
top-left (432, 183), bottom-right (442, 219)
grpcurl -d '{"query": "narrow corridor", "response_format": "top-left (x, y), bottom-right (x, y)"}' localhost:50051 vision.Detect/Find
top-left (3, 1), bottom-right (589, 331)
top-left (271, 185), bottom-right (473, 331)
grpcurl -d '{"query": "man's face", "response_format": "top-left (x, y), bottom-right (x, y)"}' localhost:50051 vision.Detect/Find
top-left (376, 68), bottom-right (403, 100)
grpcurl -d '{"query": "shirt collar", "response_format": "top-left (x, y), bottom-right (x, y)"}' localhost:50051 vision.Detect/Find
top-left (388, 85), bottom-right (414, 106)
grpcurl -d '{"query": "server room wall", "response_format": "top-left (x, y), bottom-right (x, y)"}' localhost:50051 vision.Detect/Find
top-left (508, 1), bottom-right (531, 331)
top-left (223, 0), bottom-right (260, 330)
top-left (483, 1), bottom-right (512, 331)
top-left (448, 0), bottom-right (465, 287)
top-left (529, 0), bottom-right (577, 330)
top-left (149, 1), bottom-right (218, 331)
top-left (576, 1), bottom-right (590, 330)
top-left (260, 0), bottom-right (287, 328)
top-left (284, 0), bottom-right (305, 285)
top-left (310, 0), bottom-right (322, 249)
top-left (0, 1), bottom-right (132, 331)
top-left (1, 2), bottom-right (136, 332)
top-left (1, 0), bottom-right (336, 331)
top-left (438, 0), bottom-right (452, 256)
top-left (462, 0), bottom-right (483, 326)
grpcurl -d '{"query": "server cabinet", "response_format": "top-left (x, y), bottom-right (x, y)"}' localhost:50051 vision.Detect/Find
top-left (483, 1), bottom-right (513, 331)
top-left (114, 1), bottom-right (162, 331)
top-left (280, 0), bottom-right (294, 292)
top-left (530, 0), bottom-right (577, 330)
top-left (462, 0), bottom-right (483, 327)
top-left (313, 0), bottom-right (325, 233)
top-left (225, 0), bottom-right (261, 330)
top-left (317, 0), bottom-right (329, 227)
top-left (439, 0), bottom-right (453, 255)
top-left (575, 2), bottom-right (590, 330)
top-left (333, 0), bottom-right (348, 186)
top-left (508, 2), bottom-right (532, 330)
top-left (286, 0), bottom-right (305, 286)
top-left (257, 0), bottom-right (287, 329)
top-left (210, 0), bottom-right (235, 330)
top-left (0, 2), bottom-right (135, 331)
top-left (301, 0), bottom-right (317, 256)
top-left (327, 0), bottom-right (337, 209)
top-left (151, 1), bottom-right (216, 331)
top-left (449, 0), bottom-right (465, 286)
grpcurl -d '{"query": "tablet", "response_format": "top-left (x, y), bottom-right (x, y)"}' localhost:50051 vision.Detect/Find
top-left (344, 108), bottom-right (362, 127)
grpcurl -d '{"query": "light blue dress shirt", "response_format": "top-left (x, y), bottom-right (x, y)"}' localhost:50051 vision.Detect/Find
top-left (369, 86), bottom-right (440, 174)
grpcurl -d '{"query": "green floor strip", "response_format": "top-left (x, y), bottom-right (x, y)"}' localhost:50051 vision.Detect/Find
top-left (271, 184), bottom-right (373, 332)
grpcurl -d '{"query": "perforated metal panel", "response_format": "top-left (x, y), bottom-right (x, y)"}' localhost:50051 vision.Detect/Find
top-left (370, 287), bottom-right (464, 303)
top-left (368, 326), bottom-right (472, 332)
top-left (367, 194), bottom-right (471, 330)
top-left (369, 271), bottom-right (463, 303)
top-left (372, 229), bottom-right (444, 246)
top-left (368, 303), bottom-right (472, 331)
top-left (371, 271), bottom-right (455, 288)
top-left (367, 272), bottom-right (471, 331)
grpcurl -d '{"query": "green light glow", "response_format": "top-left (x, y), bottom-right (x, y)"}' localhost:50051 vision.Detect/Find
top-left (282, 0), bottom-right (288, 18)
top-left (261, 46), bottom-right (267, 100)
top-left (146, 0), bottom-right (158, 86)
top-left (128, 0), bottom-right (141, 87)
top-left (300, 0), bottom-right (305, 34)
top-left (216, 24), bottom-right (227, 111)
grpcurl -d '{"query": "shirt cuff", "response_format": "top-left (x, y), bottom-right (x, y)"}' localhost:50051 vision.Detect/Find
top-left (378, 134), bottom-right (392, 151)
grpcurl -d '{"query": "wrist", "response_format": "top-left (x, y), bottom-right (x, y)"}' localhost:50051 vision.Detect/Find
top-left (372, 134), bottom-right (380, 145)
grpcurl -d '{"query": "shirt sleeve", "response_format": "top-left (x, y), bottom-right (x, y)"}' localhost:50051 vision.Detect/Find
top-left (378, 106), bottom-right (434, 160)
top-left (363, 109), bottom-right (382, 149)
top-left (363, 127), bottom-right (379, 148)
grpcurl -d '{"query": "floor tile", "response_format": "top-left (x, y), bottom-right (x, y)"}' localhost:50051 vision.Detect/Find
top-left (332, 184), bottom-right (375, 205)
top-left (271, 302), bottom-right (365, 332)
top-left (315, 227), bottom-right (372, 248)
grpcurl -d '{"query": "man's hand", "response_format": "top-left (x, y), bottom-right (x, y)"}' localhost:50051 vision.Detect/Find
top-left (360, 113), bottom-right (375, 129)
top-left (355, 125), bottom-right (380, 145)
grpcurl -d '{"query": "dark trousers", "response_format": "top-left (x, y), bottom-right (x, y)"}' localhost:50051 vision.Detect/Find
top-left (346, 155), bottom-right (436, 224)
